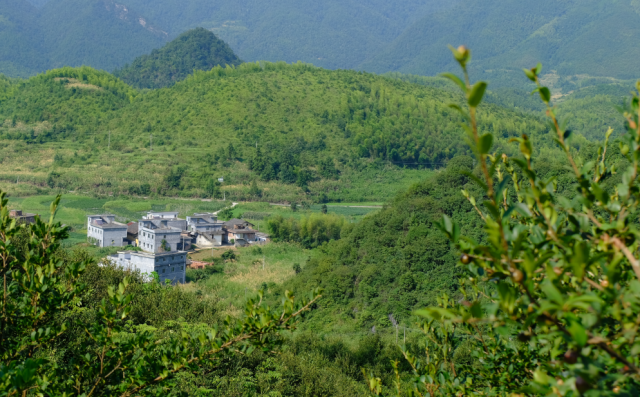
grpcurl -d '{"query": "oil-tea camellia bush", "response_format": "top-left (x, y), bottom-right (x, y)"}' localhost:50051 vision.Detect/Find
top-left (365, 47), bottom-right (640, 396)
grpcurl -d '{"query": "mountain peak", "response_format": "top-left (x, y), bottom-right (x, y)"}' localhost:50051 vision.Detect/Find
top-left (115, 28), bottom-right (242, 89)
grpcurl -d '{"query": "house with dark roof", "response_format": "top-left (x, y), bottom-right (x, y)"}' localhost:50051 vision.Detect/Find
top-left (187, 213), bottom-right (223, 233)
top-left (87, 215), bottom-right (128, 247)
top-left (9, 210), bottom-right (37, 224)
top-left (138, 219), bottom-right (188, 253)
top-left (225, 220), bottom-right (257, 243)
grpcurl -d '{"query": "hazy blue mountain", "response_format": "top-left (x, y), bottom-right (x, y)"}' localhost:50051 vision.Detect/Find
top-left (39, 0), bottom-right (169, 72)
top-left (115, 28), bottom-right (242, 89)
top-left (0, 0), bottom-right (48, 77)
top-left (25, 0), bottom-right (50, 7)
top-left (360, 0), bottom-right (640, 85)
top-left (119, 0), bottom-right (460, 70)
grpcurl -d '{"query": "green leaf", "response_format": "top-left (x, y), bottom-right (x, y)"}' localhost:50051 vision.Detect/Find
top-left (541, 281), bottom-right (563, 305)
top-left (440, 72), bottom-right (467, 93)
top-left (538, 87), bottom-right (551, 103)
top-left (479, 133), bottom-right (493, 154)
top-left (467, 81), bottom-right (487, 107)
top-left (523, 68), bottom-right (536, 82)
top-left (568, 320), bottom-right (588, 347)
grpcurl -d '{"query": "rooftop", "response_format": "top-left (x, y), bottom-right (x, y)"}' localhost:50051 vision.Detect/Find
top-left (113, 250), bottom-right (187, 259)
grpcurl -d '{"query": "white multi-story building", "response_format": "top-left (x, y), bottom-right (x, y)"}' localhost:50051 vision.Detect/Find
top-left (110, 250), bottom-right (187, 284)
top-left (87, 215), bottom-right (128, 247)
top-left (138, 219), bottom-right (187, 253)
top-left (186, 213), bottom-right (224, 233)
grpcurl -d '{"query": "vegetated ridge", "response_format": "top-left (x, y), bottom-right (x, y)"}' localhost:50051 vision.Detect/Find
top-left (0, 62), bottom-right (551, 202)
top-left (115, 28), bottom-right (242, 89)
top-left (361, 0), bottom-right (640, 84)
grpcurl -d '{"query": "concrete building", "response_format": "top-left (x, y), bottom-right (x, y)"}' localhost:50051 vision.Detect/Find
top-left (195, 230), bottom-right (225, 247)
top-left (143, 211), bottom-right (187, 231)
top-left (138, 219), bottom-right (187, 253)
top-left (9, 210), bottom-right (37, 224)
top-left (186, 213), bottom-right (223, 233)
top-left (226, 223), bottom-right (257, 243)
top-left (110, 250), bottom-right (186, 284)
top-left (87, 215), bottom-right (128, 247)
top-left (126, 222), bottom-right (139, 246)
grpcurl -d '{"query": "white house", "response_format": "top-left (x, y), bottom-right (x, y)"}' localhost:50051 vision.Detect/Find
top-left (110, 250), bottom-right (187, 284)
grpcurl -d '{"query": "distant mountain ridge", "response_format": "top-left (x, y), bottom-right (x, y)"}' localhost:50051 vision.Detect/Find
top-left (115, 28), bottom-right (242, 89)
top-left (1, 0), bottom-right (169, 77)
top-left (360, 0), bottom-right (640, 84)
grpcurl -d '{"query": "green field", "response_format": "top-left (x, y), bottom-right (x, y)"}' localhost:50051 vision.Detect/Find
top-left (7, 194), bottom-right (228, 231)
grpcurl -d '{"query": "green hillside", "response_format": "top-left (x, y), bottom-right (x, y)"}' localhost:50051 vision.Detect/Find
top-left (362, 0), bottom-right (640, 84)
top-left (386, 72), bottom-right (632, 142)
top-left (115, 28), bottom-right (242, 89)
top-left (0, 63), bottom-right (552, 202)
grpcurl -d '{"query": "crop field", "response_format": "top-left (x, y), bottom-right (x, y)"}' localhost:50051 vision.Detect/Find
top-left (6, 194), bottom-right (228, 231)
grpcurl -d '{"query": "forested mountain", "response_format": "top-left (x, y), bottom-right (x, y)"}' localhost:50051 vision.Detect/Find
top-left (39, 0), bottom-right (168, 72)
top-left (0, 63), bottom-right (552, 202)
top-left (361, 0), bottom-right (640, 84)
top-left (7, 0), bottom-right (640, 82)
top-left (117, 0), bottom-right (458, 70)
top-left (0, 0), bottom-right (48, 78)
top-left (0, 0), bottom-right (169, 77)
top-left (115, 28), bottom-right (242, 89)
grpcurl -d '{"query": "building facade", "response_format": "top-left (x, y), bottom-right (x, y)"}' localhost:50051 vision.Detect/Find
top-left (143, 211), bottom-right (187, 231)
top-left (186, 213), bottom-right (222, 233)
top-left (9, 210), bottom-right (37, 224)
top-left (195, 230), bottom-right (225, 247)
top-left (87, 215), bottom-right (128, 247)
top-left (110, 250), bottom-right (187, 284)
top-left (138, 219), bottom-right (185, 253)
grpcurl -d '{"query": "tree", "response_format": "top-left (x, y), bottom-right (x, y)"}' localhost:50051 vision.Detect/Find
top-left (205, 178), bottom-right (221, 198)
top-left (0, 191), bottom-right (322, 396)
top-left (249, 180), bottom-right (262, 198)
top-left (321, 204), bottom-right (328, 214)
top-left (46, 171), bottom-right (60, 188)
top-left (371, 46), bottom-right (640, 396)
top-left (227, 143), bottom-right (236, 160)
top-left (290, 202), bottom-right (298, 212)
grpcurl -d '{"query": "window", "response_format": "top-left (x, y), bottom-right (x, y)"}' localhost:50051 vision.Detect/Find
top-left (164, 235), bottom-right (166, 239)
top-left (162, 269), bottom-right (165, 273)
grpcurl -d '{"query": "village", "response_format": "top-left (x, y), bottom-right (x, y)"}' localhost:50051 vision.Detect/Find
top-left (10, 208), bottom-right (269, 285)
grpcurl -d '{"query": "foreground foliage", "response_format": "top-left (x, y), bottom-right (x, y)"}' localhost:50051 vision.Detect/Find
top-left (365, 47), bottom-right (640, 396)
top-left (0, 192), bottom-right (321, 396)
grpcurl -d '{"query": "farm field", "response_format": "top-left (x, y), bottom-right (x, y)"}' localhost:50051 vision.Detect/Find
top-left (5, 194), bottom-right (228, 231)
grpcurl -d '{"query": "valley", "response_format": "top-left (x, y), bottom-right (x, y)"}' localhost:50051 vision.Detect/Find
top-left (2, 1), bottom-right (640, 395)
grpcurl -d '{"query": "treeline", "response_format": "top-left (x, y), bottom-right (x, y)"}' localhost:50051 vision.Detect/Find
top-left (268, 213), bottom-right (347, 248)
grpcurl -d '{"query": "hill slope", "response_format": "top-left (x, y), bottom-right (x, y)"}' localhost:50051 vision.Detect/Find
top-left (0, 63), bottom-right (550, 201)
top-left (361, 0), bottom-right (640, 84)
top-left (115, 28), bottom-right (242, 89)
